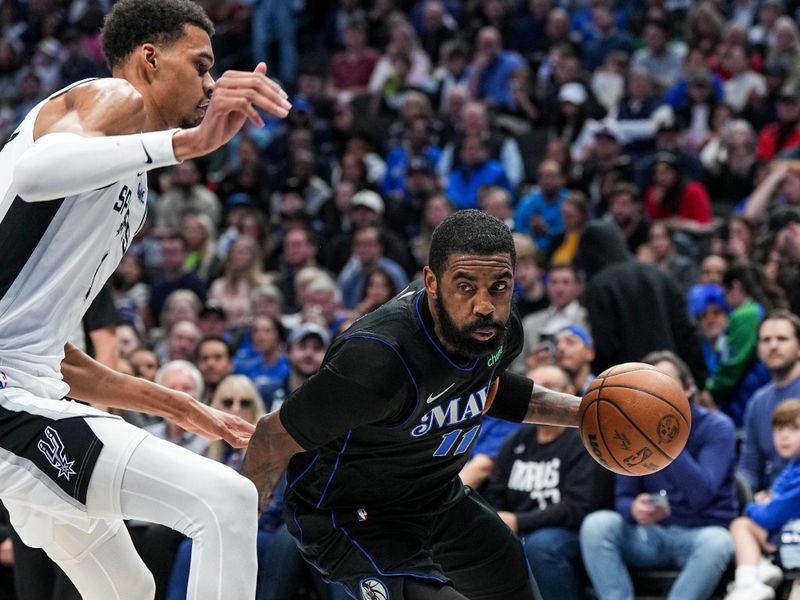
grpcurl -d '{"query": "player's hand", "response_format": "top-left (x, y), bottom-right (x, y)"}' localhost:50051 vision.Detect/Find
top-left (497, 511), bottom-right (518, 533)
top-left (174, 62), bottom-right (291, 160)
top-left (175, 399), bottom-right (255, 448)
top-left (630, 493), bottom-right (669, 525)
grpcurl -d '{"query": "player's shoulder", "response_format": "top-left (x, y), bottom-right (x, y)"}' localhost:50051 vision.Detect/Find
top-left (37, 78), bottom-right (146, 138)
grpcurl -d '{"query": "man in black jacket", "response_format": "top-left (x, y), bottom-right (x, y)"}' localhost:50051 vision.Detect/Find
top-left (575, 221), bottom-right (706, 383)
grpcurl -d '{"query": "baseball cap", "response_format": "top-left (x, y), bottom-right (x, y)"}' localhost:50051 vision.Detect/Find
top-left (227, 192), bottom-right (254, 208)
top-left (778, 82), bottom-right (799, 102)
top-left (200, 302), bottom-right (226, 320)
top-left (558, 82), bottom-right (588, 106)
top-left (556, 325), bottom-right (594, 348)
top-left (287, 323), bottom-right (331, 348)
top-left (351, 190), bottom-right (385, 214)
top-left (408, 156), bottom-right (435, 174)
top-left (688, 283), bottom-right (727, 318)
top-left (594, 123), bottom-right (621, 143)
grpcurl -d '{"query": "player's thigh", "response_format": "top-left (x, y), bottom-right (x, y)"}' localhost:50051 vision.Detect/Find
top-left (430, 490), bottom-right (538, 600)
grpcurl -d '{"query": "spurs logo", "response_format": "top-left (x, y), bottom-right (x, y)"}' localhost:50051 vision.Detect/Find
top-left (360, 579), bottom-right (389, 600)
top-left (37, 427), bottom-right (77, 481)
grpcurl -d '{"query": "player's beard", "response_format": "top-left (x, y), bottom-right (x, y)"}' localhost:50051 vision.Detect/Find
top-left (434, 292), bottom-right (509, 360)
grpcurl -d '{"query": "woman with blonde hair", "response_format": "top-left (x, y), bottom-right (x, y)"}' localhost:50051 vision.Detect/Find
top-left (181, 212), bottom-right (219, 283)
top-left (208, 235), bottom-right (269, 330)
top-left (205, 375), bottom-right (267, 464)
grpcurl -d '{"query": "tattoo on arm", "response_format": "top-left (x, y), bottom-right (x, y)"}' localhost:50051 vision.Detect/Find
top-left (523, 384), bottom-right (581, 427)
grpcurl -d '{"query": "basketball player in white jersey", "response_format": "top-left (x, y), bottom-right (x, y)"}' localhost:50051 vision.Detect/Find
top-left (0, 0), bottom-right (291, 598)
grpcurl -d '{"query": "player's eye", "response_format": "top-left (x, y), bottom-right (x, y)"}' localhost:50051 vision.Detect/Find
top-left (493, 282), bottom-right (509, 292)
top-left (197, 63), bottom-right (208, 75)
top-left (457, 283), bottom-right (473, 292)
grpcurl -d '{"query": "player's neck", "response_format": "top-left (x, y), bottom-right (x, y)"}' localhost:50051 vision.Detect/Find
top-left (111, 70), bottom-right (171, 132)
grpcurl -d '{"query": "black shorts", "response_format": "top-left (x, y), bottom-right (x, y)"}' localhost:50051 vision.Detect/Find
top-left (285, 486), bottom-right (536, 600)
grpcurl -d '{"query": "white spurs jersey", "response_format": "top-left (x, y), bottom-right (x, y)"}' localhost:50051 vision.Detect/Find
top-left (0, 81), bottom-right (148, 398)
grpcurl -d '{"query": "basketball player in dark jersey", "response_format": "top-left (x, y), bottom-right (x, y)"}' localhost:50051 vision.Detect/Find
top-left (243, 210), bottom-right (584, 600)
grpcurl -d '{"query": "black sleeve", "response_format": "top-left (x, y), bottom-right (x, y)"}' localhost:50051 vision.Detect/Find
top-left (665, 276), bottom-right (708, 385)
top-left (486, 371), bottom-right (533, 422)
top-left (482, 430), bottom-right (521, 509)
top-left (83, 282), bottom-right (118, 333)
top-left (280, 337), bottom-right (415, 450)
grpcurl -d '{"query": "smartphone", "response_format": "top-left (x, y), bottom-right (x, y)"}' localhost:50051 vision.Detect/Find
top-left (647, 490), bottom-right (670, 509)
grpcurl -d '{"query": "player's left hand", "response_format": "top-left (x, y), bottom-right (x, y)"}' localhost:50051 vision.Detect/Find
top-left (175, 401), bottom-right (255, 448)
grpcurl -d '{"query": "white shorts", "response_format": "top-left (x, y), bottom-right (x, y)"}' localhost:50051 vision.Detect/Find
top-left (0, 375), bottom-right (147, 549)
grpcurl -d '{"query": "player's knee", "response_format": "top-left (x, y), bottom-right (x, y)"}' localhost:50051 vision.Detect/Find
top-left (580, 510), bottom-right (623, 545)
top-left (210, 472), bottom-right (258, 532)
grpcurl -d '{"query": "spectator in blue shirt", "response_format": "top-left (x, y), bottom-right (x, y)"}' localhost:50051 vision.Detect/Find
top-left (725, 398), bottom-right (800, 600)
top-left (514, 159), bottom-right (569, 251)
top-left (740, 310), bottom-right (800, 493)
top-left (445, 133), bottom-right (511, 209)
top-left (233, 315), bottom-right (291, 401)
top-left (581, 350), bottom-right (736, 600)
top-left (382, 115), bottom-right (442, 200)
top-left (467, 26), bottom-right (527, 113)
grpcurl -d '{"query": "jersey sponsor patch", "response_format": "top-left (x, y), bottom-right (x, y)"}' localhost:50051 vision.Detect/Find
top-left (359, 578), bottom-right (389, 600)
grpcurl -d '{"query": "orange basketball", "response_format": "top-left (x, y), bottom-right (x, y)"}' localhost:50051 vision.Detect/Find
top-left (578, 362), bottom-right (691, 476)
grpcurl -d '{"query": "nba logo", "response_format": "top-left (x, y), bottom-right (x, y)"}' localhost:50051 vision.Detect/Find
top-left (357, 508), bottom-right (368, 522)
top-left (0, 371), bottom-right (7, 389)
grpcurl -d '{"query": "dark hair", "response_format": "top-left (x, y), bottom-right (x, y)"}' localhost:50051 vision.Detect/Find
top-left (642, 350), bottom-right (698, 403)
top-left (760, 308), bottom-right (800, 342)
top-left (610, 181), bottom-right (641, 201)
top-left (723, 262), bottom-right (775, 310)
top-left (428, 210), bottom-right (515, 277)
top-left (196, 336), bottom-right (233, 361)
top-left (101, 0), bottom-right (214, 69)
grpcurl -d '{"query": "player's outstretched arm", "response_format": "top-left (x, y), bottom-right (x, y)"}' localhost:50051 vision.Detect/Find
top-left (14, 64), bottom-right (289, 202)
top-left (523, 383), bottom-right (582, 427)
top-left (241, 412), bottom-right (305, 511)
top-left (61, 343), bottom-right (254, 447)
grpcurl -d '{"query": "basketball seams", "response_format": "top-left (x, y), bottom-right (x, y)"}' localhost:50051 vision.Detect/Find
top-left (592, 370), bottom-right (634, 474)
top-left (598, 398), bottom-right (676, 462)
top-left (590, 384), bottom-right (690, 427)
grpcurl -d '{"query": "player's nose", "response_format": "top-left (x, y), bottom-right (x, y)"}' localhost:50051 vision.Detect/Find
top-left (473, 289), bottom-right (494, 316)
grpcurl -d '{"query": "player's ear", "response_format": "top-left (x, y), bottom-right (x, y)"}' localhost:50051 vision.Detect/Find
top-left (141, 44), bottom-right (158, 75)
top-left (423, 266), bottom-right (438, 298)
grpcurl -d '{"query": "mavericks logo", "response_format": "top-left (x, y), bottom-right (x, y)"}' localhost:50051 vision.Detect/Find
top-left (487, 345), bottom-right (504, 367)
top-left (360, 578), bottom-right (389, 600)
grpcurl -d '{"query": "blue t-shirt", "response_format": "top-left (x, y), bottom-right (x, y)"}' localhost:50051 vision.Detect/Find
top-left (446, 160), bottom-right (511, 209)
top-left (234, 352), bottom-right (291, 401)
top-left (469, 51), bottom-right (526, 110)
top-left (514, 188), bottom-right (568, 250)
top-left (745, 458), bottom-right (800, 532)
top-left (739, 374), bottom-right (800, 491)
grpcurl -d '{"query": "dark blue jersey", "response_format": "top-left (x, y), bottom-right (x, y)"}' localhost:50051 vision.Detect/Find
top-left (280, 280), bottom-right (525, 516)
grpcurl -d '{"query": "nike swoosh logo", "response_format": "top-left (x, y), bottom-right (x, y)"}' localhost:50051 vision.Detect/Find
top-left (426, 383), bottom-right (455, 404)
top-left (141, 140), bottom-right (153, 164)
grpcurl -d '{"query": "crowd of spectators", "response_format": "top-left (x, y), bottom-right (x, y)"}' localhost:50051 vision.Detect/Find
top-left (6, 0), bottom-right (800, 598)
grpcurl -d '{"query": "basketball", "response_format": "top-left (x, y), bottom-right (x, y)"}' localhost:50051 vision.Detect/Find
top-left (579, 362), bottom-right (691, 476)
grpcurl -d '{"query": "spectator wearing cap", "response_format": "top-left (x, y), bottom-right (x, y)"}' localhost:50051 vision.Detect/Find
top-left (571, 122), bottom-right (633, 213)
top-left (265, 323), bottom-right (330, 412)
top-left (632, 20), bottom-right (685, 92)
top-left (397, 155), bottom-right (440, 236)
top-left (514, 159), bottom-right (568, 251)
top-left (445, 133), bottom-right (512, 209)
top-left (324, 189), bottom-right (415, 276)
top-left (196, 336), bottom-right (234, 404)
top-left (552, 82), bottom-right (591, 148)
top-left (556, 325), bottom-right (596, 395)
top-left (689, 283), bottom-right (730, 376)
top-left (467, 26), bottom-right (527, 114)
top-left (156, 160), bottom-right (222, 231)
top-left (756, 83), bottom-right (800, 160)
top-left (337, 225), bottom-right (408, 309)
top-left (608, 182), bottom-right (651, 255)
top-left (381, 115), bottom-right (442, 201)
top-left (197, 303), bottom-right (228, 340)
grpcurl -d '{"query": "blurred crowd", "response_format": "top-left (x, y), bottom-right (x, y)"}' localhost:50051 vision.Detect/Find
top-left (5, 0), bottom-right (800, 598)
